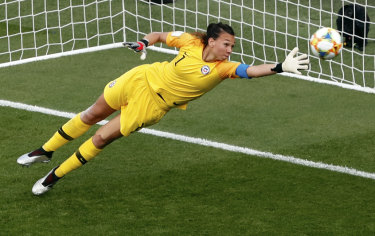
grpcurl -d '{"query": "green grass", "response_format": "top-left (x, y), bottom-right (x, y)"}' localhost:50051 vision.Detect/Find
top-left (1, 0), bottom-right (375, 234)
top-left (1, 47), bottom-right (375, 234)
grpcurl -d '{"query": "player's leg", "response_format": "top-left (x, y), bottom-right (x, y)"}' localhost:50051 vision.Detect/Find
top-left (55, 113), bottom-right (122, 177)
top-left (17, 94), bottom-right (117, 166)
top-left (32, 113), bottom-right (122, 195)
top-left (80, 94), bottom-right (118, 125)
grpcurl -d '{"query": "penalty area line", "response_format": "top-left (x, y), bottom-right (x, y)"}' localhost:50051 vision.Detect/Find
top-left (1, 98), bottom-right (375, 180)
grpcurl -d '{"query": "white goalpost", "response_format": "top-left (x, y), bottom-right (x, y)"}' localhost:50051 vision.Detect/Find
top-left (0, 0), bottom-right (374, 93)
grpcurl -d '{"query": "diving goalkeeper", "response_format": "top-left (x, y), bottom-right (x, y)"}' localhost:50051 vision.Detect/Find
top-left (17, 22), bottom-right (309, 195)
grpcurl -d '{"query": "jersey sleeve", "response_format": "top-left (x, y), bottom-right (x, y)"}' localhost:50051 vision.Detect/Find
top-left (166, 32), bottom-right (196, 48)
top-left (216, 61), bottom-right (241, 79)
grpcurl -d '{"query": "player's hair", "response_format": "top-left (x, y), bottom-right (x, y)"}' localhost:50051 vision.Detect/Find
top-left (191, 22), bottom-right (235, 46)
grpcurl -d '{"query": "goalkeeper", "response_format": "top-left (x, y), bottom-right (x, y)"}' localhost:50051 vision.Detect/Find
top-left (17, 22), bottom-right (309, 195)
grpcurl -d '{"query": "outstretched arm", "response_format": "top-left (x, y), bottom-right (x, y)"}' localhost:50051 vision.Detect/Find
top-left (246, 64), bottom-right (279, 78)
top-left (123, 32), bottom-right (169, 60)
top-left (245, 47), bottom-right (309, 78)
top-left (143, 32), bottom-right (169, 45)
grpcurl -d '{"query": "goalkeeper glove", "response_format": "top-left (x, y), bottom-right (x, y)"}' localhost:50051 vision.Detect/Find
top-left (123, 39), bottom-right (149, 53)
top-left (272, 47), bottom-right (309, 75)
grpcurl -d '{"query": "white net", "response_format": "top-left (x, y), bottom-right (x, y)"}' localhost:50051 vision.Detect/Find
top-left (0, 0), bottom-right (374, 93)
top-left (0, 0), bottom-right (126, 65)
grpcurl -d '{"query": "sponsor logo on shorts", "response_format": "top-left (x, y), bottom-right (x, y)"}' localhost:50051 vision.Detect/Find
top-left (201, 65), bottom-right (210, 75)
top-left (109, 80), bottom-right (116, 88)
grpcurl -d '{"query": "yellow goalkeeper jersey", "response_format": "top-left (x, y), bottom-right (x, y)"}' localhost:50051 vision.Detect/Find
top-left (145, 32), bottom-right (240, 109)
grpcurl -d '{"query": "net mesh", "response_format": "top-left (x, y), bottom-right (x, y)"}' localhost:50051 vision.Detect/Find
top-left (0, 0), bottom-right (374, 91)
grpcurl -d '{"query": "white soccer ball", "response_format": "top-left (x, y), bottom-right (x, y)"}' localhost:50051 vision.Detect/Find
top-left (310, 27), bottom-right (343, 60)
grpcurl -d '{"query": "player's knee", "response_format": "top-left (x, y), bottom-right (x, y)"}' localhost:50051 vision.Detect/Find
top-left (92, 133), bottom-right (120, 149)
top-left (81, 109), bottom-right (102, 125)
top-left (92, 134), bottom-right (107, 149)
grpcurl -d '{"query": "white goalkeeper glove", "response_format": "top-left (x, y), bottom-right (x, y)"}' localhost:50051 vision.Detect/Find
top-left (123, 39), bottom-right (149, 60)
top-left (272, 47), bottom-right (309, 75)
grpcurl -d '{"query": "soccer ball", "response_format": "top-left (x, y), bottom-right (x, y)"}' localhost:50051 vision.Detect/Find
top-left (310, 27), bottom-right (343, 60)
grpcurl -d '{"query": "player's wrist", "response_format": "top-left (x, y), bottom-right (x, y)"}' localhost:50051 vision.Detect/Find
top-left (271, 63), bottom-right (283, 73)
top-left (139, 39), bottom-right (149, 48)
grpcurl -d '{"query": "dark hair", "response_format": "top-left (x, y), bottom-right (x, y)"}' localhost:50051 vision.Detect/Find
top-left (191, 22), bottom-right (235, 46)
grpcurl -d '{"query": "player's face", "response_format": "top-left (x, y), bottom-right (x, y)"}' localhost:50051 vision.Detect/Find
top-left (210, 32), bottom-right (235, 60)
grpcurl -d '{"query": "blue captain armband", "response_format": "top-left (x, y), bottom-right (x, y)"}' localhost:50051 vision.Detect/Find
top-left (235, 64), bottom-right (250, 79)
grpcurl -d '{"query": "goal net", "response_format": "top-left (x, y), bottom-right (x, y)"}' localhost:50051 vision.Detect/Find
top-left (0, 0), bottom-right (374, 93)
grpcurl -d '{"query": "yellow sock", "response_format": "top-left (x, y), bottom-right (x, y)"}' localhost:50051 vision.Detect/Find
top-left (54, 137), bottom-right (102, 178)
top-left (42, 132), bottom-right (70, 152)
top-left (43, 113), bottom-right (91, 152)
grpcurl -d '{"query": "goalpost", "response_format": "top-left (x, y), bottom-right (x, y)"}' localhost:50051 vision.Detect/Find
top-left (0, 0), bottom-right (374, 93)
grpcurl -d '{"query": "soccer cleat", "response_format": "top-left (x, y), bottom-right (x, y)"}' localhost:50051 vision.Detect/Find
top-left (17, 147), bottom-right (53, 167)
top-left (32, 167), bottom-right (61, 195)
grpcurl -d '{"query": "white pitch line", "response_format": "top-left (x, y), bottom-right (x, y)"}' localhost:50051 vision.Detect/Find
top-left (1, 99), bottom-right (375, 180)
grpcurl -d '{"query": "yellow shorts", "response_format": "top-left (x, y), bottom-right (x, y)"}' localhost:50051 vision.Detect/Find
top-left (104, 65), bottom-right (169, 137)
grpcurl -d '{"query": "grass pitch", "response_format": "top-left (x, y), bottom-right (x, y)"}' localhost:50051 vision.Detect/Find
top-left (1, 0), bottom-right (375, 234)
top-left (1, 48), bottom-right (375, 235)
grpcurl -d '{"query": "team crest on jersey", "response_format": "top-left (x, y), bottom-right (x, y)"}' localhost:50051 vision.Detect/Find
top-left (108, 80), bottom-right (116, 88)
top-left (201, 65), bottom-right (210, 75)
